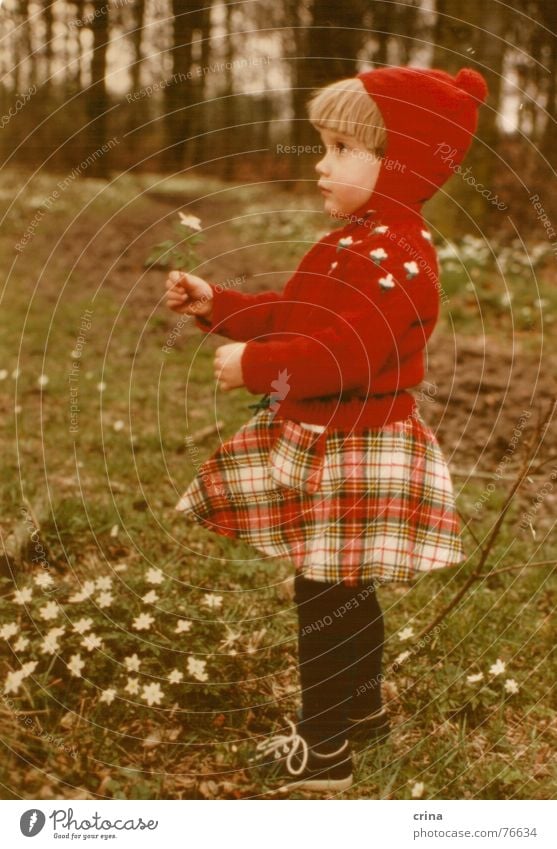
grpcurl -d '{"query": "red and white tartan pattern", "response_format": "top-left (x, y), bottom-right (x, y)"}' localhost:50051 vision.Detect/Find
top-left (174, 408), bottom-right (467, 586)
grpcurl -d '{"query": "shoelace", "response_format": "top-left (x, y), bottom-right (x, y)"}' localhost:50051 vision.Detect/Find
top-left (255, 718), bottom-right (309, 776)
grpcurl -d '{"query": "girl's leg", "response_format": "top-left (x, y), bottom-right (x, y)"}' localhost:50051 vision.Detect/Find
top-left (294, 574), bottom-right (385, 749)
top-left (294, 574), bottom-right (356, 752)
top-left (345, 579), bottom-right (385, 718)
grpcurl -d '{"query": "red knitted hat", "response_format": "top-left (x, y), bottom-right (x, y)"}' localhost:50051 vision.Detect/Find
top-left (355, 66), bottom-right (489, 212)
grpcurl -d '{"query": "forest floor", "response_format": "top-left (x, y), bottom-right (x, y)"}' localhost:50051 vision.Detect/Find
top-left (0, 169), bottom-right (555, 800)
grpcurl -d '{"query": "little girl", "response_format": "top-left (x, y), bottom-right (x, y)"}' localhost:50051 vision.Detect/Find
top-left (166, 65), bottom-right (488, 794)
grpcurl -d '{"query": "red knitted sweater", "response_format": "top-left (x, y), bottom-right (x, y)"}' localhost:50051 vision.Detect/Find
top-left (194, 67), bottom-right (486, 429)
top-left (195, 199), bottom-right (438, 428)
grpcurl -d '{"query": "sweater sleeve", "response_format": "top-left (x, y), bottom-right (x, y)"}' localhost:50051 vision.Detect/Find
top-left (194, 284), bottom-right (284, 341)
top-left (240, 244), bottom-right (439, 401)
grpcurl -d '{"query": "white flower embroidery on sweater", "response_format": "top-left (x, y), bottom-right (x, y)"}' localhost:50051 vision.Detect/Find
top-left (403, 261), bottom-right (419, 279)
top-left (369, 247), bottom-right (388, 264)
top-left (378, 273), bottom-right (395, 290)
top-left (421, 229), bottom-right (432, 242)
top-left (336, 236), bottom-right (353, 252)
top-left (372, 225), bottom-right (389, 235)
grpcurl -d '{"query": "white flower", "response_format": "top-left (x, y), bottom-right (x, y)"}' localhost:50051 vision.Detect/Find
top-left (13, 636), bottom-right (29, 651)
top-left (220, 628), bottom-right (241, 650)
top-left (33, 572), bottom-right (54, 588)
top-left (421, 229), bottom-right (432, 242)
top-left (142, 590), bottom-right (159, 604)
top-left (109, 524), bottom-right (119, 537)
top-left (38, 374), bottom-right (49, 388)
top-left (378, 273), bottom-right (395, 290)
top-left (72, 617), bottom-right (93, 635)
top-left (96, 382), bottom-right (106, 392)
top-left (403, 261), bottom-right (419, 279)
top-left (398, 627), bottom-right (414, 641)
top-left (81, 633), bottom-right (102, 652)
top-left (372, 225), bottom-right (388, 234)
top-left (145, 567), bottom-right (164, 585)
top-left (95, 576), bottom-right (113, 591)
top-left (13, 587), bottom-right (33, 605)
top-left (124, 653), bottom-right (141, 672)
top-left (96, 592), bottom-right (114, 608)
top-left (141, 682), bottom-right (165, 706)
top-left (489, 659), bottom-right (506, 677)
top-left (187, 657), bottom-right (208, 682)
top-left (68, 653), bottom-right (85, 677)
top-left (39, 626), bottom-right (65, 655)
top-left (4, 663), bottom-right (38, 694)
top-left (504, 678), bottom-right (519, 695)
top-left (466, 672), bottom-right (484, 684)
top-left (175, 619), bottom-right (192, 633)
top-left (99, 688), bottom-right (117, 705)
top-left (39, 601), bottom-right (60, 621)
top-left (133, 613), bottom-right (155, 631)
top-left (394, 650), bottom-right (411, 665)
top-left (411, 781), bottom-right (425, 798)
top-left (369, 247), bottom-right (388, 263)
top-left (202, 594), bottom-right (223, 610)
top-left (169, 669), bottom-right (184, 684)
top-left (0, 622), bottom-right (19, 640)
top-left (68, 580), bottom-right (97, 604)
top-left (4, 669), bottom-right (26, 695)
top-left (113, 420), bottom-right (125, 432)
top-left (178, 212), bottom-right (202, 231)
top-left (125, 676), bottom-right (140, 695)
top-left (0, 369), bottom-right (7, 380)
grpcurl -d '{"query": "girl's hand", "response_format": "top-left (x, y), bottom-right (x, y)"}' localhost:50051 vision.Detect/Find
top-left (165, 270), bottom-right (213, 319)
top-left (214, 343), bottom-right (246, 391)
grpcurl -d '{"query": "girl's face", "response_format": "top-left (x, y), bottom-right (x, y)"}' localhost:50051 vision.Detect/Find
top-left (315, 127), bottom-right (382, 218)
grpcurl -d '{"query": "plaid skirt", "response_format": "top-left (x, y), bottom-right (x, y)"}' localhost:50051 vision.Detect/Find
top-left (174, 407), bottom-right (467, 586)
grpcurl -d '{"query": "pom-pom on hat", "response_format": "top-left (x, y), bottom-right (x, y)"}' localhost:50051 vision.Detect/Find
top-left (354, 65), bottom-right (489, 213)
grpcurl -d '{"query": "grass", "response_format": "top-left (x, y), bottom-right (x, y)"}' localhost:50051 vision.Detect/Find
top-left (0, 168), bottom-right (555, 799)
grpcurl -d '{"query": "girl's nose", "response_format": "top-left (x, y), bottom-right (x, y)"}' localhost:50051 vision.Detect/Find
top-left (315, 155), bottom-right (328, 176)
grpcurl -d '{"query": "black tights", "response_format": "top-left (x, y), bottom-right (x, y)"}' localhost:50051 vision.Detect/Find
top-left (294, 573), bottom-right (385, 750)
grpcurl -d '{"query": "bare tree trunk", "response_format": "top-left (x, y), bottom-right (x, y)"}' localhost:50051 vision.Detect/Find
top-left (86, 2), bottom-right (110, 176)
top-left (191, 3), bottom-right (212, 166)
top-left (433, 0), bottom-right (506, 232)
top-left (289, 0), bottom-right (367, 180)
top-left (127, 0), bottom-right (146, 165)
top-left (17, 0), bottom-right (36, 89)
top-left (162, 0), bottom-right (198, 171)
top-left (42, 0), bottom-right (54, 94)
top-left (130, 0), bottom-right (146, 95)
top-left (539, 5), bottom-right (557, 162)
top-left (222, 0), bottom-right (235, 179)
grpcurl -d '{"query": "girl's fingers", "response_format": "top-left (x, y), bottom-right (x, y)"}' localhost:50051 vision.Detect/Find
top-left (169, 271), bottom-right (186, 283)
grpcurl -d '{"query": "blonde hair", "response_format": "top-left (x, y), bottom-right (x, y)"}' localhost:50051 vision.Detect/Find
top-left (306, 77), bottom-right (387, 158)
